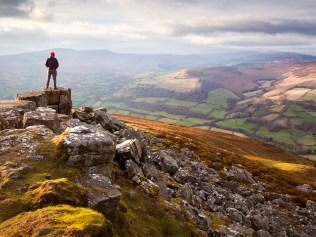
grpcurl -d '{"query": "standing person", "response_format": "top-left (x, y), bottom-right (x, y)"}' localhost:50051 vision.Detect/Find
top-left (45, 51), bottom-right (59, 89)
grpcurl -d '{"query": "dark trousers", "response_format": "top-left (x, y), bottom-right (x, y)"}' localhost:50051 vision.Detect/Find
top-left (46, 70), bottom-right (57, 89)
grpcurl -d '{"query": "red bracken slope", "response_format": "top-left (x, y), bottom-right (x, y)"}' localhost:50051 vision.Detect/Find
top-left (111, 113), bottom-right (316, 202)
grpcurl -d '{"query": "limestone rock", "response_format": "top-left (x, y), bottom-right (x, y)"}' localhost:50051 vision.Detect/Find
top-left (116, 139), bottom-right (143, 167)
top-left (0, 126), bottom-right (53, 158)
top-left (16, 90), bottom-right (48, 107)
top-left (17, 88), bottom-right (72, 115)
top-left (225, 165), bottom-right (257, 184)
top-left (0, 100), bottom-right (36, 130)
top-left (72, 107), bottom-right (125, 132)
top-left (23, 107), bottom-right (59, 132)
top-left (87, 185), bottom-right (121, 218)
top-left (62, 124), bottom-right (116, 168)
top-left (174, 167), bottom-right (197, 184)
top-left (139, 179), bottom-right (160, 197)
top-left (296, 184), bottom-right (313, 193)
top-left (94, 110), bottom-right (125, 132)
top-left (160, 150), bottom-right (179, 175)
top-left (125, 159), bottom-right (144, 178)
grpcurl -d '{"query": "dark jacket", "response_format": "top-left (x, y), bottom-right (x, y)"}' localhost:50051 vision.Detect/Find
top-left (45, 57), bottom-right (59, 70)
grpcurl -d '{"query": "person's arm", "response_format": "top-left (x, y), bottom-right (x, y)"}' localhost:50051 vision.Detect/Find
top-left (56, 59), bottom-right (59, 69)
top-left (45, 58), bottom-right (49, 67)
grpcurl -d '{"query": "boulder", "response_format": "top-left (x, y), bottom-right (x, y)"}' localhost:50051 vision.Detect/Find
top-left (116, 139), bottom-right (143, 167)
top-left (174, 167), bottom-right (197, 184)
top-left (94, 110), bottom-right (125, 132)
top-left (23, 107), bottom-right (59, 132)
top-left (296, 184), bottom-right (313, 193)
top-left (139, 179), bottom-right (160, 197)
top-left (160, 150), bottom-right (179, 175)
top-left (225, 166), bottom-right (257, 184)
top-left (125, 159), bottom-right (144, 178)
top-left (73, 110), bottom-right (95, 124)
top-left (87, 185), bottom-right (121, 218)
top-left (62, 124), bottom-right (116, 168)
top-left (0, 100), bottom-right (36, 130)
top-left (226, 207), bottom-right (244, 223)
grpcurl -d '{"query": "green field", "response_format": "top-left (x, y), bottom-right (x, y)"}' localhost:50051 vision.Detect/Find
top-left (216, 118), bottom-right (256, 133)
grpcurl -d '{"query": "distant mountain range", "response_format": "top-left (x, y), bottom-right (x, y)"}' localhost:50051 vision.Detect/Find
top-left (1, 49), bottom-right (316, 74)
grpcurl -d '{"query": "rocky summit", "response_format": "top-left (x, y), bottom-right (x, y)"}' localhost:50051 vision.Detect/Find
top-left (0, 89), bottom-right (315, 237)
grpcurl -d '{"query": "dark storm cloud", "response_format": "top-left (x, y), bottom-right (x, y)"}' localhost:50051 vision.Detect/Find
top-left (0, 0), bottom-right (33, 17)
top-left (171, 19), bottom-right (316, 36)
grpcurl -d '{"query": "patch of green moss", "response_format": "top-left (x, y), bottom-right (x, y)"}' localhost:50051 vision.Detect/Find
top-left (0, 136), bottom-right (81, 222)
top-left (0, 205), bottom-right (112, 237)
top-left (28, 178), bottom-right (87, 208)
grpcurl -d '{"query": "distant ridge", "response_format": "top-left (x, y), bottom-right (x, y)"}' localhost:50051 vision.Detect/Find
top-left (0, 49), bottom-right (316, 74)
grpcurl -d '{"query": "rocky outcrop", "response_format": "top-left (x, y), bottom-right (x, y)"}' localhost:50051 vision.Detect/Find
top-left (116, 139), bottom-right (143, 167)
top-left (72, 106), bottom-right (126, 132)
top-left (16, 88), bottom-right (72, 115)
top-left (0, 125), bottom-right (54, 159)
top-left (23, 107), bottom-right (59, 132)
top-left (87, 185), bottom-right (121, 218)
top-left (0, 100), bottom-right (36, 129)
top-left (61, 124), bottom-right (116, 168)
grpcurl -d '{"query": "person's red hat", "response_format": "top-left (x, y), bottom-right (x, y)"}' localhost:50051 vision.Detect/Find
top-left (50, 51), bottom-right (55, 57)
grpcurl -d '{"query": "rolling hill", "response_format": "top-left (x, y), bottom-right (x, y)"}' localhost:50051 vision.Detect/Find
top-left (106, 62), bottom-right (316, 156)
top-left (0, 49), bottom-right (315, 156)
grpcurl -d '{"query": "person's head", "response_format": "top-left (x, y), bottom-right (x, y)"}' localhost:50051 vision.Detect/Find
top-left (50, 51), bottom-right (55, 57)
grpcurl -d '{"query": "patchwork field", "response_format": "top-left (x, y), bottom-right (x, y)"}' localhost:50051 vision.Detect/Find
top-left (104, 62), bottom-right (316, 156)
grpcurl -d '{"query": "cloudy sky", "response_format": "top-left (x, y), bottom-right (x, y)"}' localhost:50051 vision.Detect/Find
top-left (1, 0), bottom-right (316, 55)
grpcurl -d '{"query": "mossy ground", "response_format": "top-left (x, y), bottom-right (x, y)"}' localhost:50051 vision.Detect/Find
top-left (28, 178), bottom-right (87, 208)
top-left (0, 205), bottom-right (111, 237)
top-left (0, 135), bottom-right (80, 222)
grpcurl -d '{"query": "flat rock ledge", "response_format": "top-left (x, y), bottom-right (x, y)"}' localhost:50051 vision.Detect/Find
top-left (16, 88), bottom-right (72, 115)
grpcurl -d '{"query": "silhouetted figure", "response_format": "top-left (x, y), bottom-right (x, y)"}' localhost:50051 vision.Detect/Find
top-left (45, 51), bottom-right (59, 89)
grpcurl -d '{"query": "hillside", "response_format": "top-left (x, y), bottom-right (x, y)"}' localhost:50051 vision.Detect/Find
top-left (0, 50), bottom-right (315, 154)
top-left (1, 89), bottom-right (316, 237)
top-left (106, 62), bottom-right (316, 156)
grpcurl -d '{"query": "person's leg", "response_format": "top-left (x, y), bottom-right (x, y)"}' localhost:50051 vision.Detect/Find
top-left (53, 71), bottom-right (57, 89)
top-left (46, 71), bottom-right (52, 89)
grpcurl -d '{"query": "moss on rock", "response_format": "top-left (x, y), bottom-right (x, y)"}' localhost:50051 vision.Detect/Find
top-left (28, 178), bottom-right (87, 208)
top-left (0, 205), bottom-right (112, 237)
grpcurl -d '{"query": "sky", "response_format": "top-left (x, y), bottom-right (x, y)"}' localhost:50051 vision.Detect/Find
top-left (1, 0), bottom-right (316, 55)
